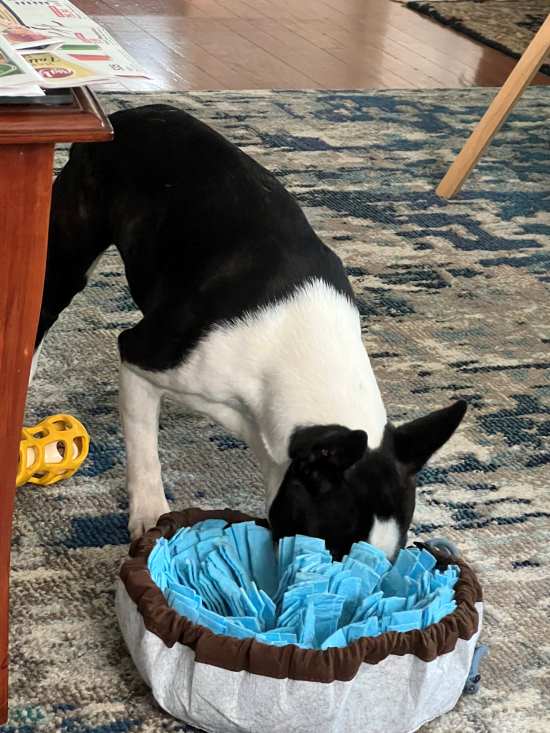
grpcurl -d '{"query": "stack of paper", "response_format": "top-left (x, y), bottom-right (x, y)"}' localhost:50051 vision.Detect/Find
top-left (0, 35), bottom-right (42, 96)
top-left (0, 0), bottom-right (148, 97)
top-left (148, 519), bottom-right (461, 650)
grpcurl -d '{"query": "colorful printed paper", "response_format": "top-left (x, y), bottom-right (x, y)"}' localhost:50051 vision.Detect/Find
top-left (0, 34), bottom-right (42, 94)
top-left (23, 49), bottom-right (107, 86)
top-left (0, 0), bottom-right (148, 95)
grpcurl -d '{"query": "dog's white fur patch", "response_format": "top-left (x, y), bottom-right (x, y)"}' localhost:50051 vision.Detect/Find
top-left (368, 517), bottom-right (400, 560)
top-left (119, 363), bottom-right (170, 539)
top-left (133, 279), bottom-right (387, 512)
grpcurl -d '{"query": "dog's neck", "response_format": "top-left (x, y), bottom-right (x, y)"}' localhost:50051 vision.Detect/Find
top-left (222, 281), bottom-right (388, 510)
top-left (166, 280), bottom-right (387, 511)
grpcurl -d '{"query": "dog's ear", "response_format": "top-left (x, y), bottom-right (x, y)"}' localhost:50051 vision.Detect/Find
top-left (289, 425), bottom-right (367, 486)
top-left (393, 400), bottom-right (467, 473)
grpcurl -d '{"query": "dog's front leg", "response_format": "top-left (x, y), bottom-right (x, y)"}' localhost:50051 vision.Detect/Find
top-left (119, 362), bottom-right (169, 540)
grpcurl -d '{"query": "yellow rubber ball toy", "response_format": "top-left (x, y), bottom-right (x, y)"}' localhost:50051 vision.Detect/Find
top-left (17, 414), bottom-right (90, 487)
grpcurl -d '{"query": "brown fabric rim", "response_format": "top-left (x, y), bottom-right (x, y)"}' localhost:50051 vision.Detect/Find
top-left (120, 508), bottom-right (483, 683)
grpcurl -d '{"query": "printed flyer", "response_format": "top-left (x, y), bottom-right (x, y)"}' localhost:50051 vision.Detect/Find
top-left (0, 33), bottom-right (42, 94)
top-left (0, 0), bottom-right (148, 95)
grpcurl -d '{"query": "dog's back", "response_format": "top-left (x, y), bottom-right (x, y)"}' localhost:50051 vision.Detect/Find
top-left (39, 104), bottom-right (352, 373)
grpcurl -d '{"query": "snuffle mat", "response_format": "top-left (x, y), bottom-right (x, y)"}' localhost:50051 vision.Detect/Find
top-left (116, 508), bottom-right (483, 733)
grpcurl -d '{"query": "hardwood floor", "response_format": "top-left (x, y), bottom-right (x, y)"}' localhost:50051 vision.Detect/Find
top-left (76, 0), bottom-right (550, 91)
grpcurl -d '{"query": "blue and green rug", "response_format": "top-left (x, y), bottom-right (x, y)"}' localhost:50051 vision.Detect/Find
top-left (7, 87), bottom-right (550, 732)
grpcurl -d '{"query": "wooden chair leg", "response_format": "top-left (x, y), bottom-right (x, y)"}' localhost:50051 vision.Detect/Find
top-left (0, 144), bottom-right (53, 725)
top-left (437, 13), bottom-right (550, 198)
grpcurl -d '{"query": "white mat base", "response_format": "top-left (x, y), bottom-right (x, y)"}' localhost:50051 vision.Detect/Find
top-left (116, 579), bottom-right (482, 733)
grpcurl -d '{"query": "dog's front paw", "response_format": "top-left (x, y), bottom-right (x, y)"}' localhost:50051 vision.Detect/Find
top-left (128, 494), bottom-right (170, 541)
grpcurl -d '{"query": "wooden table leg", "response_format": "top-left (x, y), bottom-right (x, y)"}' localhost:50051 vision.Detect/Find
top-left (436, 13), bottom-right (550, 198)
top-left (0, 143), bottom-right (54, 725)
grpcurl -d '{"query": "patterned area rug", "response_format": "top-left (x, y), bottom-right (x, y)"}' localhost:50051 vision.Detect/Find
top-left (405, 0), bottom-right (550, 76)
top-left (5, 88), bottom-right (550, 733)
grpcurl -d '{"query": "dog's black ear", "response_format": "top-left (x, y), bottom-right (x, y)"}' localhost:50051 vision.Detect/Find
top-left (289, 425), bottom-right (367, 474)
top-left (393, 400), bottom-right (467, 473)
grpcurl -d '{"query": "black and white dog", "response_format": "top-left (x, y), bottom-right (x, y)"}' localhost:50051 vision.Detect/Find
top-left (32, 104), bottom-right (466, 560)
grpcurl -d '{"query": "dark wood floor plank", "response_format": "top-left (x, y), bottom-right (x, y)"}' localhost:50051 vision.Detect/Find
top-left (283, 17), bottom-right (481, 87)
top-left (109, 30), bottom-right (223, 89)
top-left (77, 0), bottom-right (550, 91)
top-left (277, 18), bottom-right (444, 88)
top-left (221, 17), bottom-right (409, 88)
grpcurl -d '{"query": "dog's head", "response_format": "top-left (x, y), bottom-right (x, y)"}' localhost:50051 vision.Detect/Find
top-left (268, 400), bottom-right (467, 560)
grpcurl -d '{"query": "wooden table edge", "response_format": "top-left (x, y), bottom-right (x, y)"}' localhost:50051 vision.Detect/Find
top-left (0, 84), bottom-right (112, 726)
top-left (0, 86), bottom-right (113, 145)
